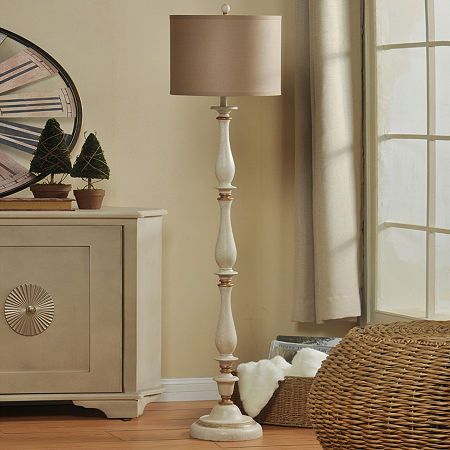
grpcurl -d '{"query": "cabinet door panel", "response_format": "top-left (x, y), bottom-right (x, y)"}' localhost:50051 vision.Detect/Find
top-left (0, 226), bottom-right (122, 394)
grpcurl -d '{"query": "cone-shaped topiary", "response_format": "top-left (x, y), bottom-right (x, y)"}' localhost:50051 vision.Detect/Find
top-left (29, 118), bottom-right (72, 183)
top-left (71, 133), bottom-right (110, 189)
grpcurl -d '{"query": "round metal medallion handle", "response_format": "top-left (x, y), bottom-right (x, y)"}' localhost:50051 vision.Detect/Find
top-left (4, 284), bottom-right (54, 336)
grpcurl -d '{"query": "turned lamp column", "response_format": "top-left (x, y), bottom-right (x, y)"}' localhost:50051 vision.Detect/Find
top-left (212, 96), bottom-right (239, 405)
top-left (170, 5), bottom-right (281, 441)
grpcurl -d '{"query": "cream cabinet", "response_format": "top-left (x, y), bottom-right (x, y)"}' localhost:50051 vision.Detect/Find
top-left (0, 207), bottom-right (166, 418)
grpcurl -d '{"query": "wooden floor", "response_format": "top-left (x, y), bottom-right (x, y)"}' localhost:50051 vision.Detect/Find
top-left (0, 400), bottom-right (322, 449)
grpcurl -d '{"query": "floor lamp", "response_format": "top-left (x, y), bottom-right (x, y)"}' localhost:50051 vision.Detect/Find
top-left (170, 5), bottom-right (281, 442)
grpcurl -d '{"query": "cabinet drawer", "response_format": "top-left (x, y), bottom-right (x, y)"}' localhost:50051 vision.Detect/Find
top-left (0, 226), bottom-right (122, 394)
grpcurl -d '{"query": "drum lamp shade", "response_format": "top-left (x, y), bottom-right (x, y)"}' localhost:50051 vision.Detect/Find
top-left (170, 14), bottom-right (282, 97)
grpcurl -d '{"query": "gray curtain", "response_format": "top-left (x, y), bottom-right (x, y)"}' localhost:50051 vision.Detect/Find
top-left (292, 0), bottom-right (363, 323)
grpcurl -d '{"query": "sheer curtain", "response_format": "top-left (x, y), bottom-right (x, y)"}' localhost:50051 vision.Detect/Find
top-left (292, 0), bottom-right (363, 323)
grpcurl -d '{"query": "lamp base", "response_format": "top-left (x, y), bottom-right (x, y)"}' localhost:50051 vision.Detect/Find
top-left (190, 403), bottom-right (262, 441)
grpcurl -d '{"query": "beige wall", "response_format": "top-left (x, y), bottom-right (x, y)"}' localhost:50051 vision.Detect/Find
top-left (1, 0), bottom-right (353, 378)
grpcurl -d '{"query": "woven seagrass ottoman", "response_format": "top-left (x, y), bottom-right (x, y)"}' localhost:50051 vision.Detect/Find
top-left (308, 320), bottom-right (450, 450)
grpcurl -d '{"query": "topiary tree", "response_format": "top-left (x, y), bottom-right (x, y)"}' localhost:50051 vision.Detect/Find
top-left (30, 118), bottom-right (72, 184)
top-left (71, 133), bottom-right (110, 189)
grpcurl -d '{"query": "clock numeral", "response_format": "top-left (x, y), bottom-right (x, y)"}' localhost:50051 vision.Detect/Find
top-left (0, 88), bottom-right (75, 118)
top-left (0, 120), bottom-right (72, 155)
top-left (0, 120), bottom-right (42, 154)
top-left (0, 150), bottom-right (29, 181)
top-left (0, 172), bottom-right (36, 194)
top-left (0, 147), bottom-right (39, 194)
top-left (0, 48), bottom-right (56, 94)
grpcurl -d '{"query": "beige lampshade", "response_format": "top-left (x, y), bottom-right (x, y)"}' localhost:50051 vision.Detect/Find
top-left (170, 14), bottom-right (281, 97)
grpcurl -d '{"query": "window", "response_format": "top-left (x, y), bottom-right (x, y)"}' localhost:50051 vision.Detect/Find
top-left (365, 0), bottom-right (450, 322)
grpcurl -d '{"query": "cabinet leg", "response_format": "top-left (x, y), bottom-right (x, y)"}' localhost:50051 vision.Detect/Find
top-left (73, 397), bottom-right (153, 419)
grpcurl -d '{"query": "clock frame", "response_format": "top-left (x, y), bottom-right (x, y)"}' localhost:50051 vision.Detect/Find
top-left (0, 27), bottom-right (82, 197)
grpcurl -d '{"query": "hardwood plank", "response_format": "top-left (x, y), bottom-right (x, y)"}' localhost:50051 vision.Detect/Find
top-left (262, 427), bottom-right (317, 437)
top-left (0, 405), bottom-right (211, 422)
top-left (0, 417), bottom-right (195, 433)
top-left (140, 408), bottom-right (211, 421)
top-left (110, 428), bottom-right (321, 447)
top-left (216, 441), bottom-right (321, 449)
top-left (0, 401), bottom-right (321, 450)
top-left (0, 439), bottom-right (221, 450)
top-left (226, 447), bottom-right (322, 450)
top-left (146, 400), bottom-right (216, 411)
top-left (0, 431), bottom-right (120, 442)
top-left (215, 428), bottom-right (319, 448)
top-left (110, 428), bottom-right (190, 441)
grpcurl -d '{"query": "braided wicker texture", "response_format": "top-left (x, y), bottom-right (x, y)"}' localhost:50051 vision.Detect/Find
top-left (308, 320), bottom-right (450, 449)
top-left (232, 375), bottom-right (313, 427)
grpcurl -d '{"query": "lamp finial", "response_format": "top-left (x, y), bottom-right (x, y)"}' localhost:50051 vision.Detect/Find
top-left (221, 4), bottom-right (231, 15)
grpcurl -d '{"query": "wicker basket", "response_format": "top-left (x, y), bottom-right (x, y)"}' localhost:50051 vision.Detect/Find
top-left (232, 375), bottom-right (313, 427)
top-left (308, 320), bottom-right (450, 449)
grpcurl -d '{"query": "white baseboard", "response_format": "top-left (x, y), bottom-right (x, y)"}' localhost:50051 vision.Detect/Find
top-left (159, 377), bottom-right (220, 402)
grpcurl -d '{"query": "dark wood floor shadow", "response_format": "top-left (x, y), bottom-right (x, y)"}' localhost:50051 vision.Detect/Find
top-left (0, 401), bottom-right (104, 418)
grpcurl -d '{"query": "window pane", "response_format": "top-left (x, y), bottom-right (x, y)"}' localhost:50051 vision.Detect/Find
top-left (436, 233), bottom-right (450, 315)
top-left (435, 47), bottom-right (450, 135)
top-left (377, 227), bottom-right (426, 318)
top-left (436, 141), bottom-right (450, 228)
top-left (378, 48), bottom-right (427, 134)
top-left (434, 0), bottom-right (450, 41)
top-left (379, 139), bottom-right (427, 225)
top-left (376, 0), bottom-right (426, 45)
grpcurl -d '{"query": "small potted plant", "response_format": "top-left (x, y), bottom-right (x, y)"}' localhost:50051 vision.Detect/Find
top-left (29, 118), bottom-right (72, 198)
top-left (71, 132), bottom-right (110, 209)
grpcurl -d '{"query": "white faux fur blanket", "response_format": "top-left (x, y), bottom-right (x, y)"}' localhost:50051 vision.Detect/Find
top-left (287, 347), bottom-right (328, 378)
top-left (237, 348), bottom-right (327, 417)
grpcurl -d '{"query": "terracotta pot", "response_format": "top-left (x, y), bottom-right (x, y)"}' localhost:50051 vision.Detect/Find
top-left (30, 183), bottom-right (72, 199)
top-left (74, 189), bottom-right (105, 210)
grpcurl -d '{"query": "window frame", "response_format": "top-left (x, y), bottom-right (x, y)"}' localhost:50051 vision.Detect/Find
top-left (365, 0), bottom-right (450, 323)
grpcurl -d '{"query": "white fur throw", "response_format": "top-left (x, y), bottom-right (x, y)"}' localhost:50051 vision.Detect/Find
top-left (288, 348), bottom-right (328, 378)
top-left (237, 349), bottom-right (328, 417)
top-left (237, 356), bottom-right (291, 418)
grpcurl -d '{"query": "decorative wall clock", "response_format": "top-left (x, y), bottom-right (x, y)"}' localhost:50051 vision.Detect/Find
top-left (0, 28), bottom-right (82, 197)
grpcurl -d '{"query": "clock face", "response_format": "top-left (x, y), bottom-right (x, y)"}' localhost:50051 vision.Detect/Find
top-left (0, 28), bottom-right (82, 197)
